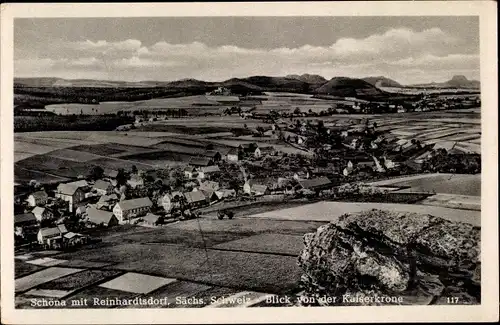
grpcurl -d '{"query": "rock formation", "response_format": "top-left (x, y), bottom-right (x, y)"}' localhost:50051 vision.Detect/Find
top-left (297, 209), bottom-right (480, 305)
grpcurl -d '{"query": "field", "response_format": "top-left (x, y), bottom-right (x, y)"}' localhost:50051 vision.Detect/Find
top-left (213, 233), bottom-right (304, 256)
top-left (15, 267), bottom-right (83, 293)
top-left (368, 173), bottom-right (480, 196)
top-left (244, 201), bottom-right (480, 226)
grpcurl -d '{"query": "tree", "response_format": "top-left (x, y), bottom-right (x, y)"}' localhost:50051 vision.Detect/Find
top-left (131, 165), bottom-right (138, 174)
top-left (88, 166), bottom-right (104, 180)
top-left (294, 107), bottom-right (301, 116)
top-left (116, 168), bottom-right (129, 186)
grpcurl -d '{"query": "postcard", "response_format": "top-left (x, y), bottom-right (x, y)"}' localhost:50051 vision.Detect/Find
top-left (1, 1), bottom-right (498, 324)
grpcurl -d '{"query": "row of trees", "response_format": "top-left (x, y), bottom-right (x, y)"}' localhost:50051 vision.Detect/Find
top-left (14, 115), bottom-right (134, 132)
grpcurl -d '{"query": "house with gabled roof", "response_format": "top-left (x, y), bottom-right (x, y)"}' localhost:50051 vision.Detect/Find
top-left (113, 197), bottom-right (153, 224)
top-left (55, 181), bottom-right (87, 213)
top-left (183, 191), bottom-right (208, 208)
top-left (86, 207), bottom-right (118, 227)
top-left (226, 148), bottom-right (239, 162)
top-left (15, 213), bottom-right (38, 238)
top-left (37, 224), bottom-right (67, 247)
top-left (32, 206), bottom-right (54, 222)
top-left (96, 193), bottom-right (119, 210)
top-left (93, 180), bottom-right (114, 196)
top-left (296, 177), bottom-right (333, 192)
top-left (127, 174), bottom-right (144, 188)
top-left (189, 157), bottom-right (213, 167)
top-left (104, 168), bottom-right (118, 179)
top-left (199, 180), bottom-right (220, 192)
top-left (197, 165), bottom-right (221, 179)
top-left (26, 190), bottom-right (48, 207)
top-left (202, 150), bottom-right (222, 161)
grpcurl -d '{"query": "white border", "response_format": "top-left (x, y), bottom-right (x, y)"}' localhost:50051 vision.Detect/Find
top-left (1, 2), bottom-right (498, 324)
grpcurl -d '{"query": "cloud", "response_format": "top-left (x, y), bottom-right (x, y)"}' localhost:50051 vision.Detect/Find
top-left (14, 27), bottom-right (479, 84)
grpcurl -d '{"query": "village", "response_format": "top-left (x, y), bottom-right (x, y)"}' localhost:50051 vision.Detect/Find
top-left (14, 102), bottom-right (480, 252)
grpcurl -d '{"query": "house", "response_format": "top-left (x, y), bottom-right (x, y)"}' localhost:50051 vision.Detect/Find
top-left (251, 184), bottom-right (269, 196)
top-left (32, 206), bottom-right (54, 222)
top-left (96, 194), bottom-right (119, 210)
top-left (75, 204), bottom-right (88, 216)
top-left (142, 213), bottom-right (162, 226)
top-left (297, 177), bottom-right (333, 192)
top-left (199, 189), bottom-right (219, 203)
top-left (184, 166), bottom-right (196, 179)
top-left (203, 150), bottom-right (222, 162)
top-left (243, 181), bottom-right (252, 195)
top-left (127, 174), bottom-right (144, 188)
top-left (104, 169), bottom-right (118, 179)
top-left (253, 147), bottom-right (262, 158)
top-left (239, 143), bottom-right (259, 153)
top-left (86, 207), bottom-right (119, 227)
top-left (214, 189), bottom-right (236, 200)
top-left (93, 180), bottom-right (114, 196)
top-left (113, 197), bottom-right (153, 224)
top-left (199, 180), bottom-right (220, 192)
top-left (160, 194), bottom-right (172, 213)
top-left (26, 190), bottom-right (48, 207)
top-left (226, 148), bottom-right (239, 162)
top-left (183, 191), bottom-right (208, 208)
top-left (189, 157), bottom-right (213, 167)
top-left (14, 213), bottom-right (38, 238)
top-left (197, 165), bottom-right (221, 179)
top-left (55, 182), bottom-right (87, 213)
top-left (37, 224), bottom-right (68, 247)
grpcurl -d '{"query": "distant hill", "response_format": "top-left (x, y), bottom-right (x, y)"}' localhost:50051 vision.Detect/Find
top-left (314, 77), bottom-right (385, 98)
top-left (363, 76), bottom-right (402, 88)
top-left (286, 74), bottom-right (327, 84)
top-left (411, 75), bottom-right (480, 89)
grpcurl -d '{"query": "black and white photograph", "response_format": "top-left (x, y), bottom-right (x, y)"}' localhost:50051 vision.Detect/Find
top-left (1, 2), bottom-right (498, 324)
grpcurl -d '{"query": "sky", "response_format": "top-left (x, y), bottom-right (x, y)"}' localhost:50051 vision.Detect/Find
top-left (14, 16), bottom-right (480, 85)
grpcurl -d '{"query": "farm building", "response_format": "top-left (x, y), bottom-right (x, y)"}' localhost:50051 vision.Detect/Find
top-left (55, 182), bottom-right (87, 213)
top-left (296, 177), bottom-right (333, 192)
top-left (26, 190), bottom-right (48, 207)
top-left (86, 207), bottom-right (119, 227)
top-left (32, 206), bottom-right (54, 222)
top-left (93, 180), bottom-right (114, 195)
top-left (189, 157), bottom-right (213, 167)
top-left (183, 191), bottom-right (208, 208)
top-left (113, 197), bottom-right (153, 224)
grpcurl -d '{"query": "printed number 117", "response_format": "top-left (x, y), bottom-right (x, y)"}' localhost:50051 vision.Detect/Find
top-left (447, 297), bottom-right (460, 304)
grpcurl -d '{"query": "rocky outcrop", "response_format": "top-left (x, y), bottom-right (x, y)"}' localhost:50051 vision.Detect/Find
top-left (297, 209), bottom-right (480, 306)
